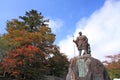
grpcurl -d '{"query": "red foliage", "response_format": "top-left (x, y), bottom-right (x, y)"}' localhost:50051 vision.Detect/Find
top-left (1, 45), bottom-right (40, 77)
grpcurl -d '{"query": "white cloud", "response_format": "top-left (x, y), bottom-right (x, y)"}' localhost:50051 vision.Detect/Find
top-left (48, 18), bottom-right (64, 33)
top-left (58, 0), bottom-right (120, 61)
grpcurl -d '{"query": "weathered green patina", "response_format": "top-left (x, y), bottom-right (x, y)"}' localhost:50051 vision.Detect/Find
top-left (77, 59), bottom-right (87, 77)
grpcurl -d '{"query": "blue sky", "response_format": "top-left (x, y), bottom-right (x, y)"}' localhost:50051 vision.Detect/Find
top-left (1, 0), bottom-right (120, 61)
top-left (0, 0), bottom-right (104, 43)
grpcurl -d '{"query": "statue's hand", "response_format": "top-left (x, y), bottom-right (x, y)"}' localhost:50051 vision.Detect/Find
top-left (73, 40), bottom-right (75, 42)
top-left (73, 40), bottom-right (77, 44)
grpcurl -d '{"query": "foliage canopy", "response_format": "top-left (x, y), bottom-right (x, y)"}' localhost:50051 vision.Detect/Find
top-left (0, 10), bottom-right (69, 80)
top-left (104, 53), bottom-right (120, 79)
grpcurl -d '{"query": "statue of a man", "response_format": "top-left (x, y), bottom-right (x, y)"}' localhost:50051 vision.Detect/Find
top-left (73, 32), bottom-right (91, 56)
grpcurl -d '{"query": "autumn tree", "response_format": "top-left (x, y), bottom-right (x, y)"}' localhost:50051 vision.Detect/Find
top-left (0, 10), bottom-right (69, 80)
top-left (104, 53), bottom-right (120, 79)
top-left (47, 46), bottom-right (69, 77)
top-left (0, 34), bottom-right (13, 64)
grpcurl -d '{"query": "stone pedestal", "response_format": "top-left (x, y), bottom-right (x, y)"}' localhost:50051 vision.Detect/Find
top-left (66, 54), bottom-right (110, 80)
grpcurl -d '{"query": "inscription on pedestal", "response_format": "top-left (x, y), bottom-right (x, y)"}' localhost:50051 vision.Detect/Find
top-left (77, 59), bottom-right (87, 77)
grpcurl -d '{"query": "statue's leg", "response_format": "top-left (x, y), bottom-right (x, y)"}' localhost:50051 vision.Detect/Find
top-left (79, 50), bottom-right (82, 56)
top-left (84, 50), bottom-right (88, 55)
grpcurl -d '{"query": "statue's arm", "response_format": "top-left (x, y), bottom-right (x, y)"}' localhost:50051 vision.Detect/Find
top-left (73, 40), bottom-right (76, 43)
top-left (73, 37), bottom-right (78, 43)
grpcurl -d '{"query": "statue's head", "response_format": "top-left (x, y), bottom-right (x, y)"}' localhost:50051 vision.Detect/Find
top-left (79, 32), bottom-right (82, 35)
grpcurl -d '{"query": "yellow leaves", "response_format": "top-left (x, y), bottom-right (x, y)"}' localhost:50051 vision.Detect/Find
top-left (40, 26), bottom-right (49, 32)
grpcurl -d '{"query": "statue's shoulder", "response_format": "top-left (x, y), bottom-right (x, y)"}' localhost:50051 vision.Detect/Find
top-left (82, 35), bottom-right (87, 38)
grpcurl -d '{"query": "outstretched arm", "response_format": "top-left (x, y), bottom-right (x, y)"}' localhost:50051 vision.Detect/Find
top-left (73, 40), bottom-right (76, 42)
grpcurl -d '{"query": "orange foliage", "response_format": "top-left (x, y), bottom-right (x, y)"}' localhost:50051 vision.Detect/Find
top-left (1, 10), bottom-right (58, 79)
top-left (1, 45), bottom-right (40, 77)
top-left (17, 61), bottom-right (23, 66)
top-left (15, 37), bottom-right (23, 41)
top-left (105, 53), bottom-right (120, 70)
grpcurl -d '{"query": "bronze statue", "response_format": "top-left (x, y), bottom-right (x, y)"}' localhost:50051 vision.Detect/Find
top-left (73, 32), bottom-right (91, 56)
top-left (66, 32), bottom-right (111, 80)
